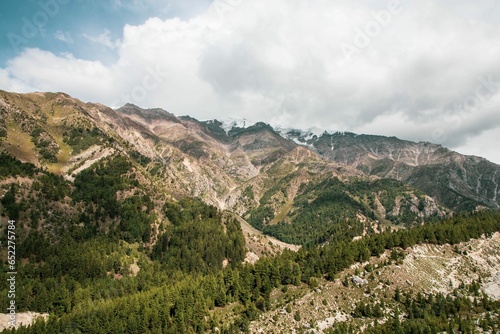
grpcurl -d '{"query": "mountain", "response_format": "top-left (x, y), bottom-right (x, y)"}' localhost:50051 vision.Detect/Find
top-left (0, 91), bottom-right (454, 245)
top-left (281, 129), bottom-right (500, 211)
top-left (1, 90), bottom-right (500, 333)
top-left (1, 92), bottom-right (497, 230)
top-left (1, 91), bottom-right (498, 235)
top-left (0, 90), bottom-right (497, 250)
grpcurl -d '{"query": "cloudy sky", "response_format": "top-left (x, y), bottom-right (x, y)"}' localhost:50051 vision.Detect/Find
top-left (1, 0), bottom-right (499, 164)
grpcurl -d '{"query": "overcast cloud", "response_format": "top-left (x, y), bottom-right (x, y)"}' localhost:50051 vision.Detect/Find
top-left (1, 0), bottom-right (499, 163)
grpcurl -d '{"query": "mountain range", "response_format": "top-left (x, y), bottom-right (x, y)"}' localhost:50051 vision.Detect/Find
top-left (1, 91), bottom-right (499, 244)
top-left (1, 90), bottom-right (500, 333)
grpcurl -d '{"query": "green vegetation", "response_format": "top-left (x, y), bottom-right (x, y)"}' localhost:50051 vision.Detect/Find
top-left (241, 185), bottom-right (254, 200)
top-left (349, 283), bottom-right (500, 334)
top-left (247, 177), bottom-right (431, 245)
top-left (2, 92), bottom-right (500, 333)
top-left (1, 152), bottom-right (499, 333)
top-left (1, 184), bottom-right (20, 221)
top-left (30, 127), bottom-right (58, 162)
top-left (0, 122), bottom-right (7, 137)
top-left (265, 178), bottom-right (366, 245)
top-left (153, 199), bottom-right (245, 274)
top-left (2, 191), bottom-right (499, 334)
top-left (0, 152), bottom-right (37, 179)
top-left (73, 155), bottom-right (153, 242)
top-left (62, 126), bottom-right (102, 154)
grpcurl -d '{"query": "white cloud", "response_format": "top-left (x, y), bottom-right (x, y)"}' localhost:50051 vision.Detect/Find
top-left (54, 31), bottom-right (74, 44)
top-left (4, 48), bottom-right (114, 99)
top-left (454, 128), bottom-right (500, 165)
top-left (0, 68), bottom-right (33, 93)
top-left (83, 29), bottom-right (121, 49)
top-left (1, 0), bottom-right (499, 163)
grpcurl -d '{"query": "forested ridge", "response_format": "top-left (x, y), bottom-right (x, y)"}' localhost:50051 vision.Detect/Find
top-left (1, 147), bottom-right (500, 333)
top-left (2, 200), bottom-right (499, 332)
top-left (247, 177), bottom-right (441, 246)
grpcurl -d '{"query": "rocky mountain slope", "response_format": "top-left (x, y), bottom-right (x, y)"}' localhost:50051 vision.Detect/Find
top-left (282, 129), bottom-right (500, 211)
top-left (0, 91), bottom-right (454, 247)
top-left (1, 90), bottom-right (500, 333)
top-left (0, 91), bottom-right (498, 242)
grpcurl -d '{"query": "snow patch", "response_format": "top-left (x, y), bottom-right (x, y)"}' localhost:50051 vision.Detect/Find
top-left (275, 126), bottom-right (337, 149)
top-left (215, 117), bottom-right (257, 134)
top-left (276, 126), bottom-right (329, 139)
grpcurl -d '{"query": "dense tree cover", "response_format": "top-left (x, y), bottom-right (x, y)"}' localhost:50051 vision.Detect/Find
top-left (0, 152), bottom-right (176, 248)
top-left (30, 127), bottom-right (58, 162)
top-left (248, 177), bottom-right (430, 245)
top-left (0, 153), bottom-right (156, 242)
top-left (0, 152), bottom-right (38, 178)
top-left (62, 126), bottom-right (102, 154)
top-left (3, 208), bottom-right (499, 333)
top-left (1, 167), bottom-right (70, 224)
top-left (0, 199), bottom-right (248, 330)
top-left (73, 155), bottom-right (153, 242)
top-left (0, 153), bottom-right (248, 332)
top-left (247, 177), bottom-right (368, 245)
top-left (350, 284), bottom-right (500, 334)
top-left (0, 235), bottom-right (128, 316)
top-left (153, 199), bottom-right (246, 274)
top-left (1, 184), bottom-right (20, 221)
top-left (73, 155), bottom-right (136, 214)
top-left (36, 173), bottom-right (71, 201)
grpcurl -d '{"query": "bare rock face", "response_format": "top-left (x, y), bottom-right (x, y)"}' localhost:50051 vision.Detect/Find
top-left (483, 273), bottom-right (500, 300)
top-left (0, 312), bottom-right (49, 331)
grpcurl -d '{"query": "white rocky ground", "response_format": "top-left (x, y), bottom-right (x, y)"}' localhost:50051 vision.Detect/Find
top-left (0, 312), bottom-right (48, 331)
top-left (249, 232), bottom-right (500, 333)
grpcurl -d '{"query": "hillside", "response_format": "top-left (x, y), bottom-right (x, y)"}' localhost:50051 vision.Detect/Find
top-left (282, 129), bottom-right (500, 211)
top-left (250, 231), bottom-right (500, 333)
top-left (2, 203), bottom-right (499, 333)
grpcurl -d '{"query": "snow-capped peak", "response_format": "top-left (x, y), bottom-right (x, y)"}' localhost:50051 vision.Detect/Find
top-left (275, 126), bottom-right (329, 139)
top-left (274, 126), bottom-right (336, 147)
top-left (216, 117), bottom-right (257, 134)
